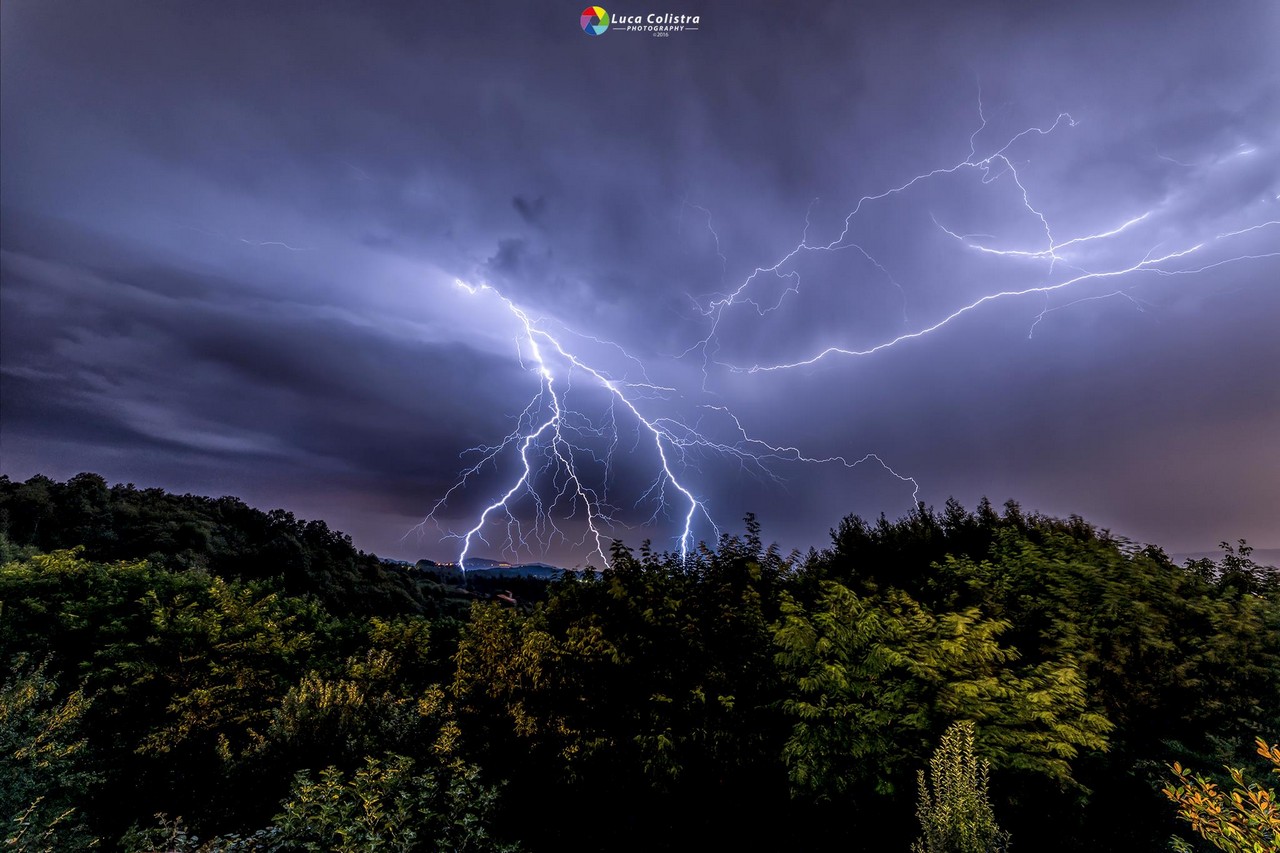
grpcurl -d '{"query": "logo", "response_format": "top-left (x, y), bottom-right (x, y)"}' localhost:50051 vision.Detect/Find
top-left (577, 6), bottom-right (700, 38)
top-left (580, 6), bottom-right (610, 35)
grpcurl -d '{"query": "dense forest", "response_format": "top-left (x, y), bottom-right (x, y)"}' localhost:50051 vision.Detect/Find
top-left (1, 473), bottom-right (1277, 851)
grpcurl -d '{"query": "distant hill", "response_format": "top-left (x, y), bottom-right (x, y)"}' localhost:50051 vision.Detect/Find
top-left (460, 557), bottom-right (504, 569)
top-left (0, 472), bottom-right (454, 617)
top-left (405, 559), bottom-right (567, 581)
top-left (465, 562), bottom-right (566, 580)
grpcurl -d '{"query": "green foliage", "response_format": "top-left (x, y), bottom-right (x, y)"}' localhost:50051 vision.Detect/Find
top-left (799, 501), bottom-right (1280, 850)
top-left (2, 477), bottom-right (1277, 852)
top-left (0, 548), bottom-right (334, 758)
top-left (454, 539), bottom-right (780, 780)
top-left (119, 813), bottom-right (279, 852)
top-left (0, 531), bottom-right (509, 847)
top-left (0, 531), bottom-right (38, 565)
top-left (1186, 541), bottom-right (1279, 596)
top-left (0, 473), bottom-right (438, 616)
top-left (136, 575), bottom-right (324, 760)
top-left (259, 617), bottom-right (460, 771)
top-left (912, 721), bottom-right (1009, 853)
top-left (1, 548), bottom-right (341, 839)
top-left (774, 580), bottom-right (1110, 798)
top-left (274, 754), bottom-right (516, 853)
top-left (0, 656), bottom-right (99, 850)
top-left (451, 529), bottom-right (792, 848)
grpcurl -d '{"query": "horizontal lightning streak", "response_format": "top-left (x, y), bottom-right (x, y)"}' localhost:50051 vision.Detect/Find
top-left (681, 97), bottom-right (1275, 375)
top-left (682, 110), bottom-right (1079, 377)
top-left (744, 245), bottom-right (1206, 371)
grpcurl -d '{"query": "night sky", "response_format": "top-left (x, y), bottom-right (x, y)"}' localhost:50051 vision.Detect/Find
top-left (2, 1), bottom-right (1277, 566)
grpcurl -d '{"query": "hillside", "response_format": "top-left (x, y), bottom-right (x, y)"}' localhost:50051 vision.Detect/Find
top-left (2, 475), bottom-right (1278, 851)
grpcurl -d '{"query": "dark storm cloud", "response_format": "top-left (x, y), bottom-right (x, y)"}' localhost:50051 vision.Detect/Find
top-left (513, 197), bottom-right (548, 227)
top-left (2, 0), bottom-right (1277, 561)
top-left (0, 239), bottom-right (535, 522)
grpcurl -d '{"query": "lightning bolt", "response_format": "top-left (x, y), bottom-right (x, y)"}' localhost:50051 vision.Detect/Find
top-left (237, 238), bottom-right (312, 252)
top-left (181, 227), bottom-right (313, 252)
top-left (422, 280), bottom-right (919, 569)
top-left (423, 280), bottom-right (714, 569)
top-left (683, 94), bottom-right (1276, 375)
top-left (425, 91), bottom-right (1274, 571)
top-left (739, 234), bottom-right (1277, 373)
top-left (744, 244), bottom-right (1209, 371)
top-left (682, 405), bottom-right (920, 504)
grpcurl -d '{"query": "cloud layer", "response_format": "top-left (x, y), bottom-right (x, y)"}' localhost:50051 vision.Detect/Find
top-left (2, 0), bottom-right (1277, 561)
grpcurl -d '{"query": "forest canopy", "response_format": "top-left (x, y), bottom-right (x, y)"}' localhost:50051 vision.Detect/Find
top-left (1, 473), bottom-right (1276, 851)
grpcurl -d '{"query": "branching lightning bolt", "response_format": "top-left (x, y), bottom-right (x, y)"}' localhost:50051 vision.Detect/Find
top-left (421, 280), bottom-right (719, 569)
top-left (684, 405), bottom-right (919, 504)
top-left (421, 280), bottom-right (920, 569)
top-left (682, 95), bottom-right (1276, 375)
top-left (683, 110), bottom-right (1081, 375)
top-left (425, 90), bottom-right (1275, 571)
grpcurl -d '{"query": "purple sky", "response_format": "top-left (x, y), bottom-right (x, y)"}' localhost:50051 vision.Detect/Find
top-left (2, 1), bottom-right (1277, 566)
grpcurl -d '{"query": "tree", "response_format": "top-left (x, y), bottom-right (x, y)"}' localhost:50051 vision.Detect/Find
top-left (257, 617), bottom-right (458, 772)
top-left (912, 721), bottom-right (1009, 853)
top-left (450, 530), bottom-right (793, 850)
top-left (773, 581), bottom-right (1110, 800)
top-left (273, 753), bottom-right (516, 853)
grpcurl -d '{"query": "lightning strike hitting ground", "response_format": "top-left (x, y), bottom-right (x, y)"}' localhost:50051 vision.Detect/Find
top-left (421, 280), bottom-right (919, 570)
top-left (422, 280), bottom-right (715, 569)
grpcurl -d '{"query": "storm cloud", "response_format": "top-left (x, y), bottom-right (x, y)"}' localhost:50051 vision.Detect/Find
top-left (2, 0), bottom-right (1277, 563)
